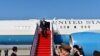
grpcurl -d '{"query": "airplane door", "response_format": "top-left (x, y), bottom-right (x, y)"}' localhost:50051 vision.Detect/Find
top-left (46, 22), bottom-right (50, 29)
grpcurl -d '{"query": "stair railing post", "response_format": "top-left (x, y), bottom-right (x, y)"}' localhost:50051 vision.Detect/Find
top-left (51, 21), bottom-right (54, 56)
top-left (30, 23), bottom-right (39, 56)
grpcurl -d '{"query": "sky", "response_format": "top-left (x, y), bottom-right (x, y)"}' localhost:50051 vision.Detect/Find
top-left (0, 0), bottom-right (100, 19)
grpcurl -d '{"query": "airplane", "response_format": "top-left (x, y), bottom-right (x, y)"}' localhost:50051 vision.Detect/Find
top-left (0, 19), bottom-right (100, 56)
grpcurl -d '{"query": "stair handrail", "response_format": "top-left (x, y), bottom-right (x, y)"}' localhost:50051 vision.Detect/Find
top-left (51, 22), bottom-right (54, 56)
top-left (30, 23), bottom-right (39, 56)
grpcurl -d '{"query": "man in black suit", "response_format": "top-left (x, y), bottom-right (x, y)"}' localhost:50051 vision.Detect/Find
top-left (0, 50), bottom-right (1, 56)
top-left (40, 18), bottom-right (47, 37)
top-left (11, 46), bottom-right (17, 56)
top-left (5, 49), bottom-right (8, 56)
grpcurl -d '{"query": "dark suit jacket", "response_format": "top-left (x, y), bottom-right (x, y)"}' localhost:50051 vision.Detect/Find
top-left (40, 21), bottom-right (47, 29)
top-left (73, 52), bottom-right (80, 56)
top-left (11, 53), bottom-right (17, 56)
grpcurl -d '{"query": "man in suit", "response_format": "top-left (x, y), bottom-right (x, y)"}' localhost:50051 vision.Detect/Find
top-left (40, 18), bottom-right (47, 37)
top-left (0, 50), bottom-right (1, 56)
top-left (5, 49), bottom-right (8, 56)
top-left (11, 46), bottom-right (17, 56)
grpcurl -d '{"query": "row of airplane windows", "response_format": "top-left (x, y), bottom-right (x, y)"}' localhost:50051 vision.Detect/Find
top-left (60, 25), bottom-right (91, 29)
top-left (15, 25), bottom-right (91, 29)
top-left (16, 26), bottom-right (34, 29)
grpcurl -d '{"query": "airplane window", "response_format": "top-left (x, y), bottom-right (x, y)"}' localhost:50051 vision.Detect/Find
top-left (81, 26), bottom-right (83, 28)
top-left (85, 26), bottom-right (87, 28)
top-left (74, 26), bottom-right (76, 29)
top-left (67, 26), bottom-right (69, 29)
top-left (88, 25), bottom-right (90, 28)
top-left (60, 26), bottom-right (62, 28)
top-left (64, 26), bottom-right (66, 28)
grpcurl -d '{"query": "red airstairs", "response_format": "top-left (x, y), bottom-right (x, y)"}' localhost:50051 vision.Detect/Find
top-left (30, 28), bottom-right (51, 56)
top-left (36, 29), bottom-right (51, 56)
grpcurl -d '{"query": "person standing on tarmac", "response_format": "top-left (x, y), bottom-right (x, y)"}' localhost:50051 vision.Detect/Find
top-left (11, 46), bottom-right (17, 56)
top-left (5, 49), bottom-right (8, 56)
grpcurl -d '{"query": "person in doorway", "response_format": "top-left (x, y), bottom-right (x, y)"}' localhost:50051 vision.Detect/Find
top-left (40, 18), bottom-right (48, 37)
top-left (11, 46), bottom-right (17, 56)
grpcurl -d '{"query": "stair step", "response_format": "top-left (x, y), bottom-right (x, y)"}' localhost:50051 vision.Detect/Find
top-left (37, 54), bottom-right (51, 56)
top-left (36, 52), bottom-right (51, 54)
top-left (37, 46), bottom-right (51, 48)
top-left (37, 49), bottom-right (51, 51)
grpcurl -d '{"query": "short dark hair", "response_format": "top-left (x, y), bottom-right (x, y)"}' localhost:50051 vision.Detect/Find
top-left (73, 45), bottom-right (80, 50)
top-left (12, 46), bottom-right (17, 52)
top-left (93, 50), bottom-right (100, 56)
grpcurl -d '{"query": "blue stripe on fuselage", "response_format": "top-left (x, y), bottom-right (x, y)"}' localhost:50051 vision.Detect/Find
top-left (0, 35), bottom-right (34, 45)
top-left (0, 35), bottom-right (70, 45)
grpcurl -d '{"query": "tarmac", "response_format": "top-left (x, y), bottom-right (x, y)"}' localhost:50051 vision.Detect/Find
top-left (0, 49), bottom-right (30, 56)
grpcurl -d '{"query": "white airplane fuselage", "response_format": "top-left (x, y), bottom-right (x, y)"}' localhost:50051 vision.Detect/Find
top-left (0, 19), bottom-right (100, 45)
top-left (0, 19), bottom-right (100, 56)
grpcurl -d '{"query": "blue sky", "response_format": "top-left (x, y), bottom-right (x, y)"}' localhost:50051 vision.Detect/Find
top-left (0, 0), bottom-right (100, 19)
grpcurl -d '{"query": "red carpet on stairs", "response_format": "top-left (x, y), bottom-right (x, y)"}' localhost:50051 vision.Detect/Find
top-left (36, 29), bottom-right (51, 56)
